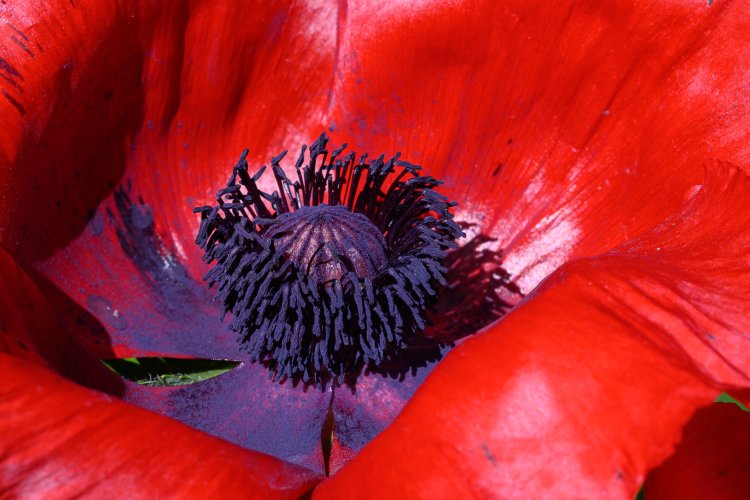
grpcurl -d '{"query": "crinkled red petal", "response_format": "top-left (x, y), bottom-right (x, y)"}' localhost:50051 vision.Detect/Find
top-left (317, 163), bottom-right (750, 496)
top-left (3, 0), bottom-right (750, 488)
top-left (0, 0), bottom-right (339, 473)
top-left (327, 0), bottom-right (750, 293)
top-left (319, 0), bottom-right (750, 468)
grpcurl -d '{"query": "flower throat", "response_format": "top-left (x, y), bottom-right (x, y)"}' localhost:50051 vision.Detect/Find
top-left (195, 134), bottom-right (464, 388)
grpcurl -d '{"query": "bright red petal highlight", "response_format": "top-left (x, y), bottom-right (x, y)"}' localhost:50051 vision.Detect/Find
top-left (3, 0), bottom-right (750, 488)
top-left (318, 163), bottom-right (750, 496)
top-left (644, 403), bottom-right (750, 499)
top-left (328, 0), bottom-right (750, 292)
top-left (0, 353), bottom-right (320, 498)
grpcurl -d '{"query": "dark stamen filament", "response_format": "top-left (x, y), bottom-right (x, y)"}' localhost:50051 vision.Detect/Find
top-left (195, 134), bottom-right (464, 387)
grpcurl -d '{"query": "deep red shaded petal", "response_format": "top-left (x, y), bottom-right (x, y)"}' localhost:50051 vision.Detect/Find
top-left (0, 0), bottom-right (340, 473)
top-left (317, 163), bottom-right (750, 496)
top-left (3, 0), bottom-right (750, 486)
top-left (643, 403), bottom-right (750, 498)
top-left (1, 1), bottom-right (150, 262)
top-left (0, 353), bottom-right (320, 498)
top-left (0, 248), bottom-right (52, 363)
top-left (0, 248), bottom-right (320, 497)
top-left (0, 0), bottom-right (339, 265)
top-left (327, 0), bottom-right (750, 292)
top-left (0, 246), bottom-right (123, 395)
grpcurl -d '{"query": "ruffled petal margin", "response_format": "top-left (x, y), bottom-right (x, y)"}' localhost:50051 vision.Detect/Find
top-left (316, 162), bottom-right (750, 497)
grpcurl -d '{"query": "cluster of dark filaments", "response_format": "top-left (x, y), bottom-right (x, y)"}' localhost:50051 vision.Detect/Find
top-left (195, 134), bottom-right (464, 387)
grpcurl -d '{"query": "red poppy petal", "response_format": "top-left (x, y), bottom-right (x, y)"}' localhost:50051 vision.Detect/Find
top-left (2, 231), bottom-right (332, 473)
top-left (643, 403), bottom-right (750, 498)
top-left (1, 0), bottom-right (340, 473)
top-left (0, 247), bottom-right (320, 496)
top-left (0, 245), bottom-right (124, 395)
top-left (326, 0), bottom-right (750, 292)
top-left (0, 248), bottom-right (51, 362)
top-left (0, 353), bottom-right (321, 497)
top-left (0, 0), bottom-right (338, 264)
top-left (317, 162), bottom-right (750, 496)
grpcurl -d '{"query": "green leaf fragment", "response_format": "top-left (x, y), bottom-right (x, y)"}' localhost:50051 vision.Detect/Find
top-left (715, 392), bottom-right (750, 412)
top-left (101, 357), bottom-right (241, 387)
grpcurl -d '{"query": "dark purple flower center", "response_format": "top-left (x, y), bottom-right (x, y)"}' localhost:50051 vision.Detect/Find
top-left (263, 205), bottom-right (388, 284)
top-left (194, 134), bottom-right (464, 387)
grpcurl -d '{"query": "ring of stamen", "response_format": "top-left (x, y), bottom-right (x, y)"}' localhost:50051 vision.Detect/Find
top-left (194, 133), bottom-right (464, 387)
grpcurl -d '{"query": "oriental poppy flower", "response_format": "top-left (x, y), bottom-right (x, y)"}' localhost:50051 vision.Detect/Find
top-left (1, 0), bottom-right (750, 497)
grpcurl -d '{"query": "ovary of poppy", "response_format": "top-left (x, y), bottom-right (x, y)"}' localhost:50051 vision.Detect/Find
top-left (1, 0), bottom-right (750, 497)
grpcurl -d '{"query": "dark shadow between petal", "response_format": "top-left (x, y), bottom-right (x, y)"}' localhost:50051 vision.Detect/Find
top-left (3, 18), bottom-right (146, 262)
top-left (23, 266), bottom-right (125, 397)
top-left (349, 225), bottom-right (523, 389)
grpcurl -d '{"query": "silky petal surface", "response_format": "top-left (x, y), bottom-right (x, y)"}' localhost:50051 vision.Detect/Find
top-left (2, 0), bottom-right (750, 484)
top-left (327, 0), bottom-right (750, 293)
top-left (317, 0), bottom-right (750, 468)
top-left (317, 164), bottom-right (750, 497)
